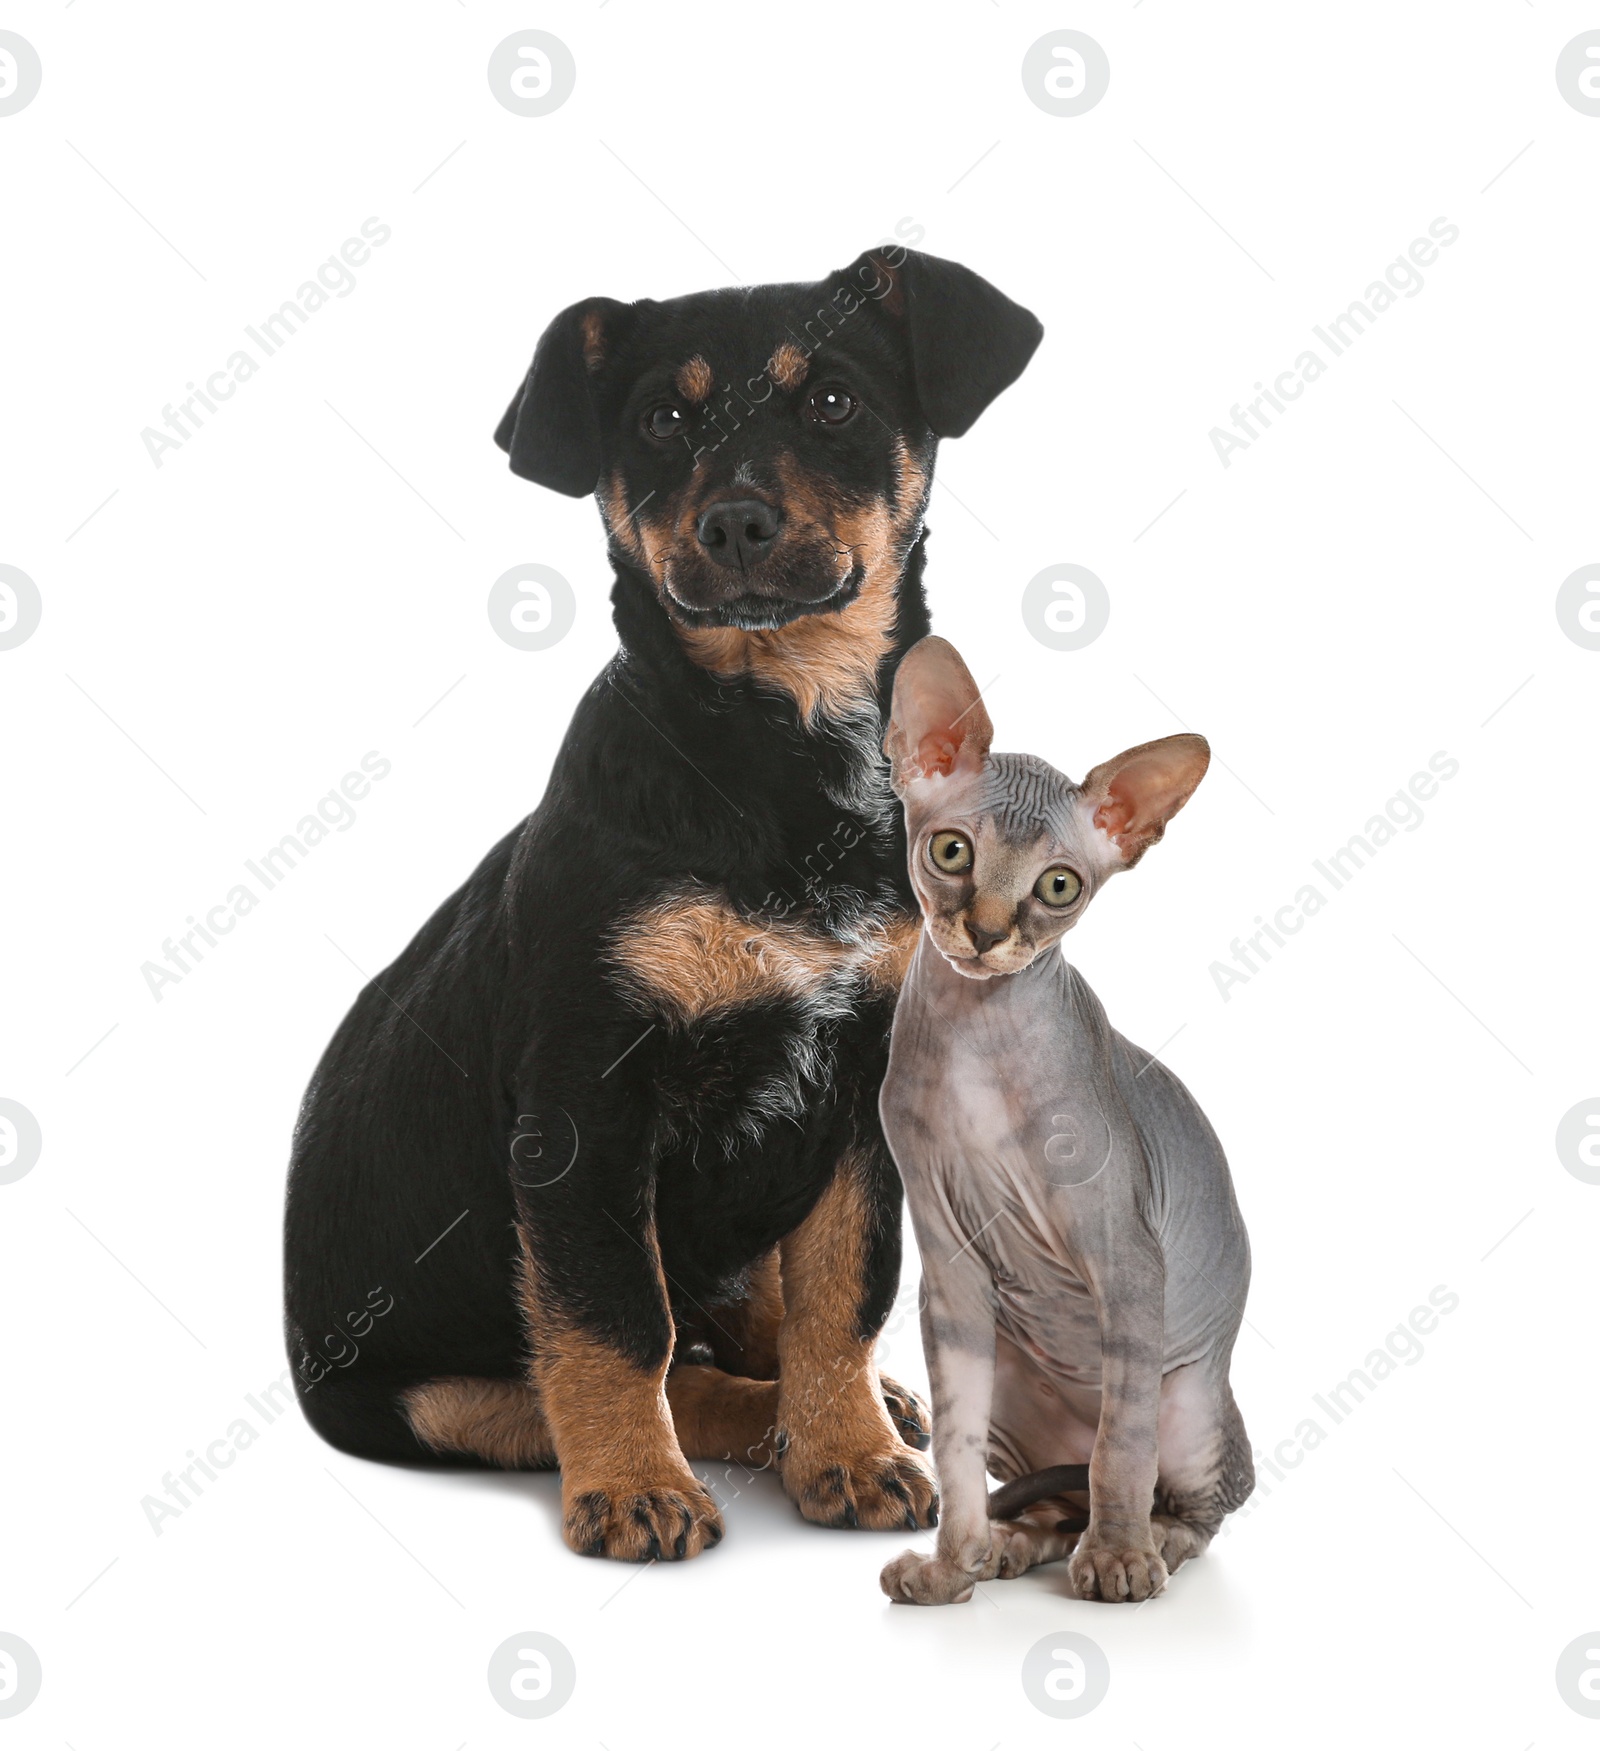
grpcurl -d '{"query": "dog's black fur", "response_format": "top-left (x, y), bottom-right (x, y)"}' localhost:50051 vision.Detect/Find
top-left (283, 247), bottom-right (1041, 1559)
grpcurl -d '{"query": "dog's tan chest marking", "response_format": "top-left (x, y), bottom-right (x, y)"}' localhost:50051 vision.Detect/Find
top-left (862, 910), bottom-right (923, 994)
top-left (609, 890), bottom-right (921, 1023)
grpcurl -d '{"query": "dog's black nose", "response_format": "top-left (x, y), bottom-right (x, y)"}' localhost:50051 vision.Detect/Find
top-left (967, 922), bottom-right (1008, 955)
top-left (696, 498), bottom-right (782, 569)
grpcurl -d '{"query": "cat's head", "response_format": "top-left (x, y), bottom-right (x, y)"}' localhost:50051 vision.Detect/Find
top-left (885, 635), bottom-right (1210, 980)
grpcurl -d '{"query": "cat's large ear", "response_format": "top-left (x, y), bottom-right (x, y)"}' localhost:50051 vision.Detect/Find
top-left (1078, 734), bottom-right (1210, 870)
top-left (494, 296), bottom-right (637, 494)
top-left (886, 636), bottom-right (994, 792)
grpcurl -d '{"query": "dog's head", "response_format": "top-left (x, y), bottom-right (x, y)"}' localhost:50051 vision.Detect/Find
top-left (495, 249), bottom-right (1041, 635)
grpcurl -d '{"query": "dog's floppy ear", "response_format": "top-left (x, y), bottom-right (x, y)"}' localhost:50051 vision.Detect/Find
top-left (885, 636), bottom-right (994, 793)
top-left (494, 296), bottom-right (635, 494)
top-left (840, 247), bottom-right (1042, 438)
top-left (1077, 734), bottom-right (1210, 870)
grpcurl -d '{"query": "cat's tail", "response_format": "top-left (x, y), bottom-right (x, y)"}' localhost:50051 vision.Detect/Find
top-left (987, 1463), bottom-right (1091, 1519)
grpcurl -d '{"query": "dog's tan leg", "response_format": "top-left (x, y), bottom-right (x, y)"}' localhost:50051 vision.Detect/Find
top-left (512, 1229), bottom-right (724, 1561)
top-left (665, 1363), bottom-right (780, 1465)
top-left (535, 1325), bottom-right (724, 1560)
top-left (775, 1153), bottom-right (938, 1529)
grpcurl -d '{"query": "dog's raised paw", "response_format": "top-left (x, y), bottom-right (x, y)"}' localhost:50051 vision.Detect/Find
top-left (562, 1480), bottom-right (724, 1562)
top-left (878, 1373), bottom-right (932, 1451)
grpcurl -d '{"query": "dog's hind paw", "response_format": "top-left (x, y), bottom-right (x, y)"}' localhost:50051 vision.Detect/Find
top-left (878, 1373), bottom-right (932, 1451)
top-left (562, 1479), bottom-right (724, 1562)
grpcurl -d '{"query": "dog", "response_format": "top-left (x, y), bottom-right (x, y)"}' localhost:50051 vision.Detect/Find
top-left (283, 247), bottom-right (1042, 1562)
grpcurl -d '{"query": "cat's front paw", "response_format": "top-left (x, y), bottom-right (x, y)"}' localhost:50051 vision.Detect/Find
top-left (880, 1549), bottom-right (982, 1605)
top-left (1067, 1527), bottom-right (1168, 1602)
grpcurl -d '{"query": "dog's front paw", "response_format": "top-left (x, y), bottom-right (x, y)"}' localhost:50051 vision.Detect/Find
top-left (878, 1373), bottom-right (932, 1451)
top-left (562, 1477), bottom-right (724, 1562)
top-left (781, 1440), bottom-right (939, 1530)
top-left (1066, 1527), bottom-right (1168, 1602)
top-left (879, 1549), bottom-right (982, 1605)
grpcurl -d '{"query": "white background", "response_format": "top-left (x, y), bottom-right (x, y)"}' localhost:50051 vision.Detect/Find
top-left (3, 2), bottom-right (1597, 1744)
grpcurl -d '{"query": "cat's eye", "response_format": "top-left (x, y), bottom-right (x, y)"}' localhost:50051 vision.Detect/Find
top-left (644, 404), bottom-right (686, 440)
top-left (926, 831), bottom-right (973, 875)
top-left (1035, 866), bottom-right (1083, 908)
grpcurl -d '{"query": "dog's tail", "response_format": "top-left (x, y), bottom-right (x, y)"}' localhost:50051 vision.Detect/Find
top-left (987, 1464), bottom-right (1091, 1519)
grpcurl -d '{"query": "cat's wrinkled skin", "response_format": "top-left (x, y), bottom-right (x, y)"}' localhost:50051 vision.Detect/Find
top-left (876, 637), bottom-right (1254, 1606)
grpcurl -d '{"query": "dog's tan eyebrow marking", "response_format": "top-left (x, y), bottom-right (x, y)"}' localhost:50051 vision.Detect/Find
top-left (675, 355), bottom-right (714, 403)
top-left (768, 341), bottom-right (810, 392)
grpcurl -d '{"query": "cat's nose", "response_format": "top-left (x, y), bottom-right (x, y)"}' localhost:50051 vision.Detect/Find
top-left (966, 921), bottom-right (1008, 955)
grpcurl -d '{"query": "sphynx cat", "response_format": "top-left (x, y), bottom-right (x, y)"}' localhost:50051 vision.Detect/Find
top-left (877, 636), bottom-right (1253, 1605)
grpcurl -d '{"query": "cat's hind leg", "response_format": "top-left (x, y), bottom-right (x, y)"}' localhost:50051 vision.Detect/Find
top-left (991, 1504), bottom-right (1086, 1577)
top-left (1152, 1359), bottom-right (1254, 1575)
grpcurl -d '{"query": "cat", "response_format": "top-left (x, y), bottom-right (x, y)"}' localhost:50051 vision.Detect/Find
top-left (875, 635), bottom-right (1254, 1604)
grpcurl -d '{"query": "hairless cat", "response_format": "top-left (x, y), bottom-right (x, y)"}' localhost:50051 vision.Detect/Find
top-left (877, 636), bottom-right (1254, 1605)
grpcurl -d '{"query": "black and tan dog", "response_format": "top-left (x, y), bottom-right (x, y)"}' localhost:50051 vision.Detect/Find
top-left (283, 246), bottom-right (1041, 1561)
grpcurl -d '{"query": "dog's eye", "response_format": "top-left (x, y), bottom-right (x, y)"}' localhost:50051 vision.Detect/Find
top-left (1035, 867), bottom-right (1083, 908)
top-left (807, 385), bottom-right (857, 426)
top-left (927, 831), bottom-right (973, 874)
top-left (644, 404), bottom-right (686, 440)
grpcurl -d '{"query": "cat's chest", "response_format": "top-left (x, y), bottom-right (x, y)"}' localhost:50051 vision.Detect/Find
top-left (885, 957), bottom-right (1111, 1176)
top-left (953, 1079), bottom-right (1116, 1194)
